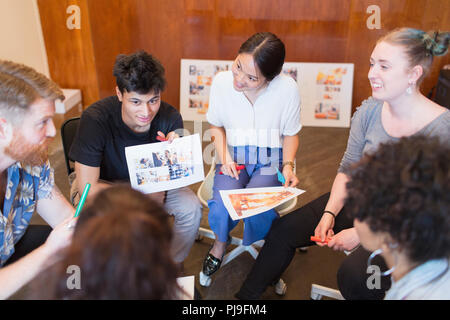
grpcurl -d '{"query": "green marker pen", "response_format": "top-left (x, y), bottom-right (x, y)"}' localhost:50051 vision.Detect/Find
top-left (74, 183), bottom-right (91, 218)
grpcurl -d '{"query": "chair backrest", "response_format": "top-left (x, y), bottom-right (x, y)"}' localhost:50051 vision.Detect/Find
top-left (276, 194), bottom-right (297, 215)
top-left (197, 159), bottom-right (216, 207)
top-left (60, 117), bottom-right (80, 175)
top-left (434, 69), bottom-right (450, 109)
top-left (196, 159), bottom-right (298, 215)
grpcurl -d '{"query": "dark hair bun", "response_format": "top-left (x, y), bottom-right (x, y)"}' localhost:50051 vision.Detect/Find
top-left (238, 32), bottom-right (285, 81)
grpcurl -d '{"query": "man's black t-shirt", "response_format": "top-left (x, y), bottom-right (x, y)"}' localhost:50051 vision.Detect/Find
top-left (69, 95), bottom-right (183, 182)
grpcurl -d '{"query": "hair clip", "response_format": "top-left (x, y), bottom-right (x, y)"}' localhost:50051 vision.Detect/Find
top-left (433, 31), bottom-right (439, 42)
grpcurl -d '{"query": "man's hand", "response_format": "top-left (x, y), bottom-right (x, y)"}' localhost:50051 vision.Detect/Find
top-left (42, 217), bottom-right (77, 257)
top-left (0, 216), bottom-right (76, 300)
top-left (157, 131), bottom-right (179, 143)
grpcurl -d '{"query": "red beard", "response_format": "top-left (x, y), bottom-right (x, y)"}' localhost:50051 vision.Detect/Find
top-left (4, 130), bottom-right (52, 166)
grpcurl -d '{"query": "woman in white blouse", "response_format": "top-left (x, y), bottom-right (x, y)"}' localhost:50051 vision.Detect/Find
top-left (201, 32), bottom-right (301, 285)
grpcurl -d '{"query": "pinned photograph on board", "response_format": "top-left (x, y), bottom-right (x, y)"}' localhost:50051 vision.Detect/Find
top-left (299, 62), bottom-right (354, 127)
top-left (313, 68), bottom-right (348, 120)
top-left (188, 97), bottom-right (209, 114)
top-left (314, 102), bottom-right (340, 120)
top-left (283, 67), bottom-right (298, 82)
top-left (180, 59), bottom-right (233, 121)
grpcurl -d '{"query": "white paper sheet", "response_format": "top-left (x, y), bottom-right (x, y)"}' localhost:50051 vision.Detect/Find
top-left (176, 275), bottom-right (195, 300)
top-left (125, 134), bottom-right (204, 194)
top-left (220, 186), bottom-right (305, 220)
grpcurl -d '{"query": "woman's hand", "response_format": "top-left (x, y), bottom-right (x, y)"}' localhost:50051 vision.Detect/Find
top-left (281, 164), bottom-right (299, 187)
top-left (327, 227), bottom-right (360, 252)
top-left (220, 162), bottom-right (241, 180)
top-left (313, 213), bottom-right (335, 247)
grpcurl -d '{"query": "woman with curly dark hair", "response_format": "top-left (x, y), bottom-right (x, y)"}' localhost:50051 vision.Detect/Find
top-left (347, 135), bottom-right (450, 299)
top-left (237, 27), bottom-right (450, 300)
top-left (29, 186), bottom-right (182, 299)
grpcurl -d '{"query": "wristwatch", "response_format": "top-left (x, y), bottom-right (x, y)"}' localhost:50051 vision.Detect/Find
top-left (282, 161), bottom-right (295, 169)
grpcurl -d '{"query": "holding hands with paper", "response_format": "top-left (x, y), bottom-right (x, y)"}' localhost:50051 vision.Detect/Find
top-left (156, 130), bottom-right (179, 143)
top-left (125, 134), bottom-right (204, 194)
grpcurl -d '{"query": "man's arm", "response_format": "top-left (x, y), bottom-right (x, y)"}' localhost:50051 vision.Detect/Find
top-left (36, 184), bottom-right (74, 228)
top-left (0, 242), bottom-right (52, 299)
top-left (74, 161), bottom-right (112, 202)
top-left (0, 216), bottom-right (74, 300)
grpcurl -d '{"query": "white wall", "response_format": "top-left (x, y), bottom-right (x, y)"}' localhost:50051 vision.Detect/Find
top-left (0, 0), bottom-right (49, 77)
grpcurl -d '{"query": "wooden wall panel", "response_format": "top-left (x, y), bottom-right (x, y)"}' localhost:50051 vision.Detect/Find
top-left (38, 0), bottom-right (450, 112)
top-left (86, 0), bottom-right (141, 99)
top-left (345, 0), bottom-right (450, 108)
top-left (133, 1), bottom-right (186, 110)
top-left (37, 0), bottom-right (99, 106)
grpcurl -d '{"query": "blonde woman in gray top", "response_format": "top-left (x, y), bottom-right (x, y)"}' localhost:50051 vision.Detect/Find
top-left (236, 28), bottom-right (450, 300)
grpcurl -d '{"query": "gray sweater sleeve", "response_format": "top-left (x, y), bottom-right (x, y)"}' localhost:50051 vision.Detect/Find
top-left (338, 97), bottom-right (450, 175)
top-left (338, 97), bottom-right (381, 174)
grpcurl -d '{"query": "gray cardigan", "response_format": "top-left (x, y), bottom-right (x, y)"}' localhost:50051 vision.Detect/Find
top-left (338, 97), bottom-right (450, 174)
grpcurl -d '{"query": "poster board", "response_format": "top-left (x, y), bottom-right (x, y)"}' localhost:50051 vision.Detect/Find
top-left (179, 59), bottom-right (232, 122)
top-left (180, 59), bottom-right (354, 128)
top-left (296, 62), bottom-right (354, 127)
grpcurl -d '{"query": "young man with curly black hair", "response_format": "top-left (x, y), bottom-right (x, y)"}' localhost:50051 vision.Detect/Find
top-left (69, 51), bottom-right (202, 264)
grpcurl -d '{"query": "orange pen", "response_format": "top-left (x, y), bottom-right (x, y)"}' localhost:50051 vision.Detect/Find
top-left (219, 164), bottom-right (245, 175)
top-left (310, 236), bottom-right (332, 244)
top-left (156, 136), bottom-right (167, 142)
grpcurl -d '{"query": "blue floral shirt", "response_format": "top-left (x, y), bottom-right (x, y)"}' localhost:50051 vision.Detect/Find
top-left (0, 161), bottom-right (54, 266)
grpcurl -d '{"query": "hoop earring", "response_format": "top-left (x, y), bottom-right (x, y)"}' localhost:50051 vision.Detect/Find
top-left (367, 248), bottom-right (396, 276)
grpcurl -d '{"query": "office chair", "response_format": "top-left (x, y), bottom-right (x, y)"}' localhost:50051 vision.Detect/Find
top-left (310, 284), bottom-right (345, 300)
top-left (309, 248), bottom-right (356, 300)
top-left (197, 158), bottom-right (297, 288)
top-left (60, 117), bottom-right (81, 175)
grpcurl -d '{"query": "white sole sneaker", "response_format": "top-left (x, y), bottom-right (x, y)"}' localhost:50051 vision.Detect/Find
top-left (199, 271), bottom-right (212, 287)
top-left (274, 278), bottom-right (287, 296)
